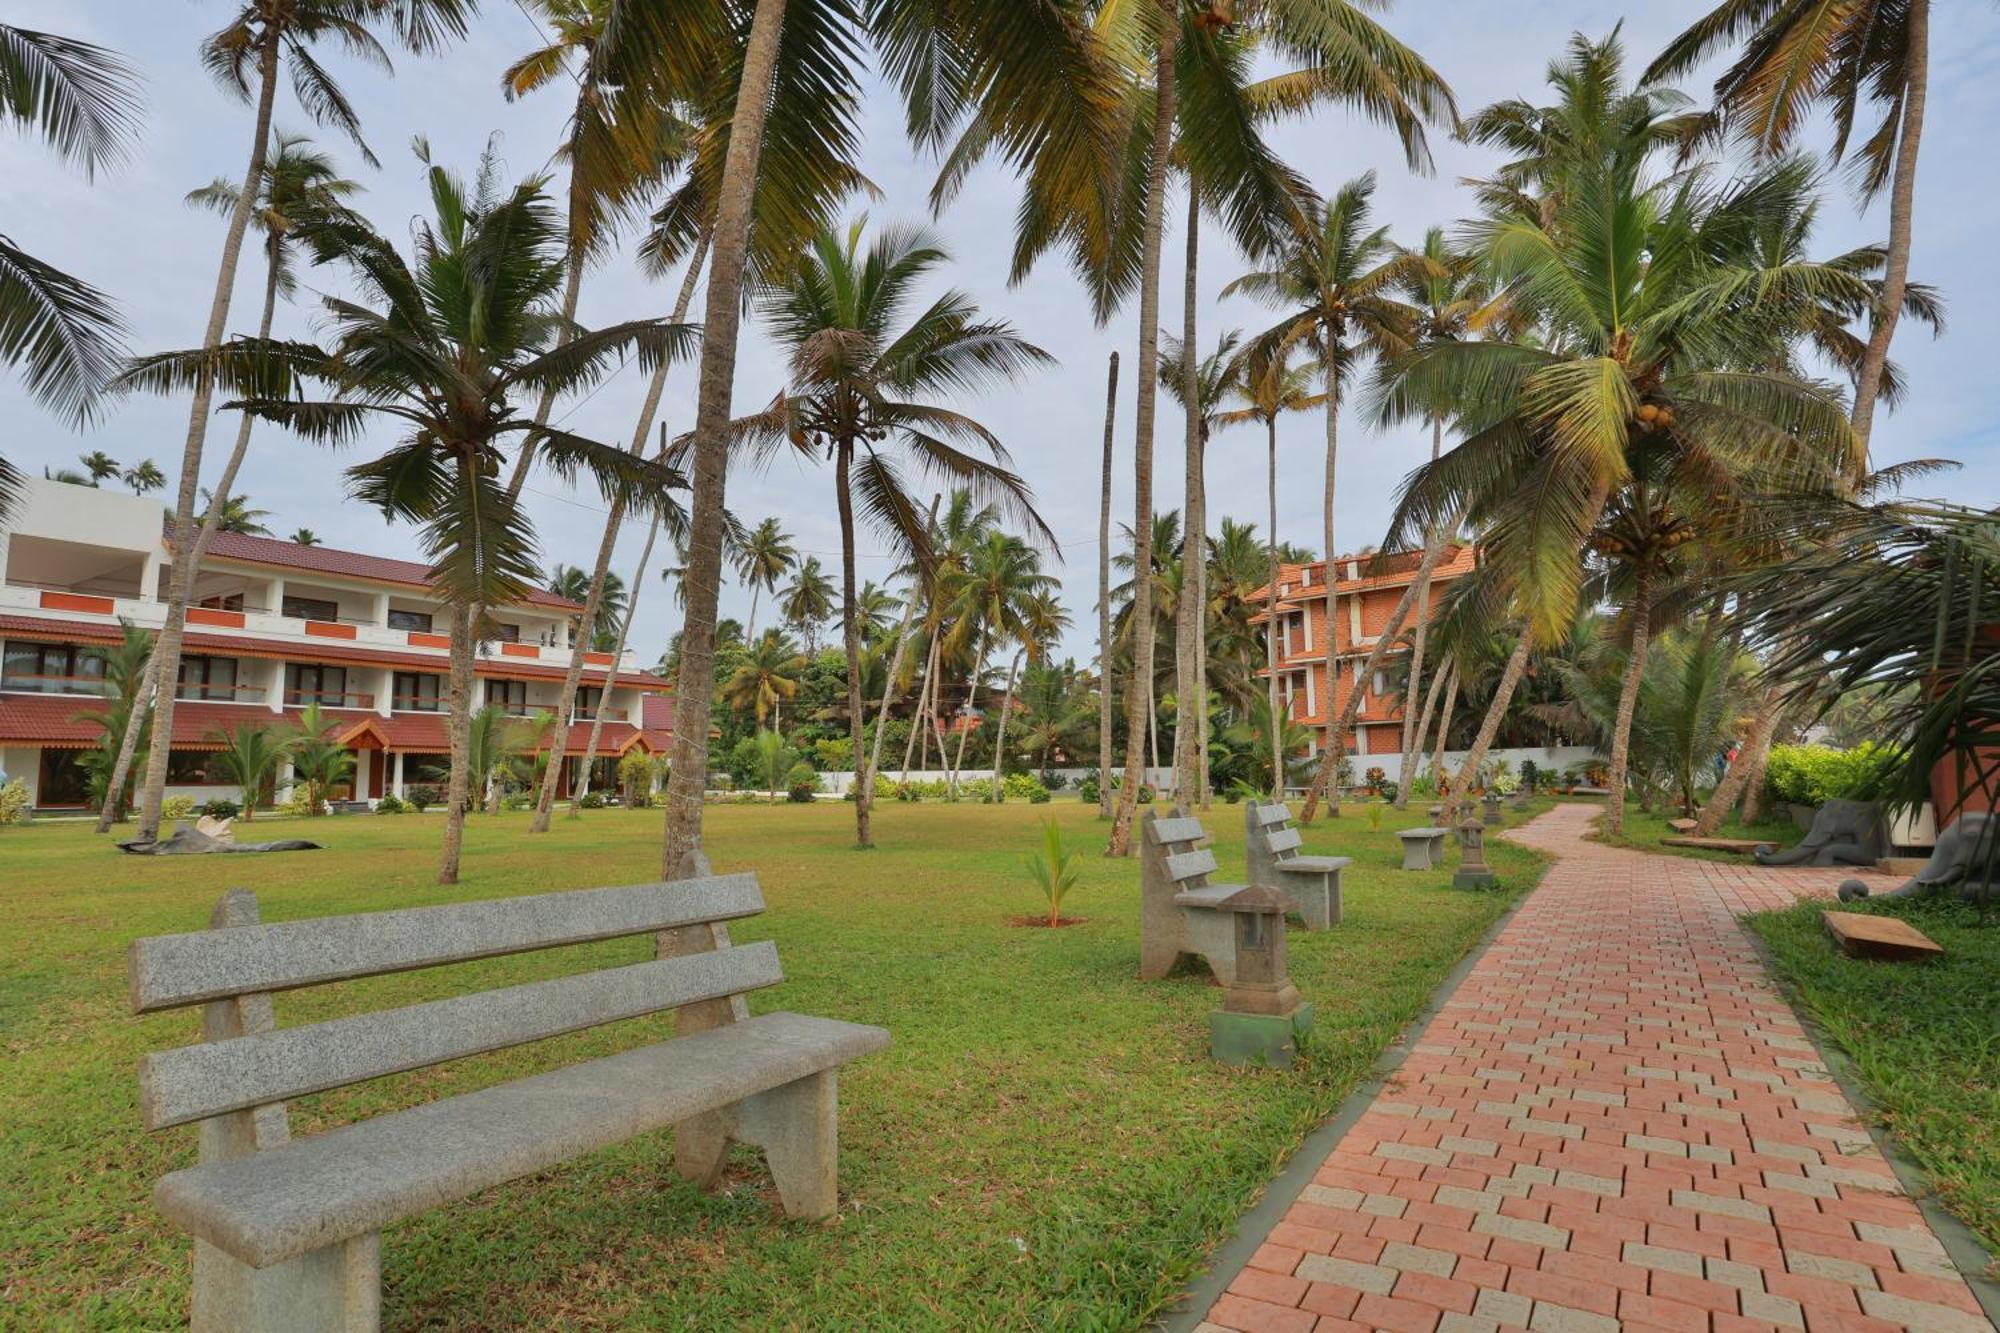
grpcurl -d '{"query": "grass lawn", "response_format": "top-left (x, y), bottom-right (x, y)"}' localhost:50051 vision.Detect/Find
top-left (1591, 803), bottom-right (1798, 863)
top-left (0, 795), bottom-right (1550, 1329)
top-left (1747, 894), bottom-right (2000, 1269)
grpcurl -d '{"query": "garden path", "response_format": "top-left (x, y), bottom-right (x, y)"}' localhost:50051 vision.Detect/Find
top-left (1195, 802), bottom-right (1994, 1333)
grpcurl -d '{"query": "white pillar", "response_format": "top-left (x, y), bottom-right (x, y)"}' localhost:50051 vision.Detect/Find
top-left (353, 753), bottom-right (370, 802)
top-left (392, 751), bottom-right (406, 798)
top-left (268, 577), bottom-right (286, 618)
top-left (372, 591), bottom-right (391, 628)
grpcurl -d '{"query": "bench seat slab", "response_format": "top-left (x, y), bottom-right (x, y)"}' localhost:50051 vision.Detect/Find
top-left (1275, 855), bottom-right (1352, 875)
top-left (157, 1011), bottom-right (889, 1270)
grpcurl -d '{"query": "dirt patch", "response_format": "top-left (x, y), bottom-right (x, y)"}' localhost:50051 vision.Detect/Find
top-left (1006, 915), bottom-right (1089, 928)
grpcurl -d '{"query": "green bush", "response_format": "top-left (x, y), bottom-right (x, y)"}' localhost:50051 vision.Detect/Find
top-left (786, 762), bottom-right (819, 803)
top-left (200, 798), bottom-right (241, 820)
top-left (1077, 775), bottom-right (1099, 804)
top-left (1764, 743), bottom-right (1893, 807)
top-left (373, 794), bottom-right (406, 815)
top-left (578, 791), bottom-right (607, 810)
top-left (278, 787), bottom-right (315, 817)
top-left (1003, 772), bottom-right (1050, 804)
top-left (503, 793), bottom-right (534, 811)
top-left (160, 795), bottom-right (198, 823)
top-left (1136, 783), bottom-right (1156, 804)
top-left (0, 777), bottom-right (30, 826)
top-left (404, 785), bottom-right (439, 813)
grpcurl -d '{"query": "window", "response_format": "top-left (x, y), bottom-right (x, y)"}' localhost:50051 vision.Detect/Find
top-left (387, 608), bottom-right (434, 633)
top-left (165, 751), bottom-right (228, 784)
top-left (488, 622), bottom-right (520, 643)
top-left (2, 642), bottom-right (103, 693)
top-left (197, 593), bottom-right (244, 611)
top-left (486, 679), bottom-right (528, 714)
top-left (393, 672), bottom-right (443, 712)
top-left (176, 655), bottom-right (239, 702)
top-left (287, 663), bottom-right (348, 707)
top-left (573, 686), bottom-right (603, 720)
top-left (282, 594), bottom-right (340, 622)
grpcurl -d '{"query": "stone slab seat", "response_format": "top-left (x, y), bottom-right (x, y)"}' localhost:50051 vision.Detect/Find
top-left (1396, 827), bottom-right (1451, 871)
top-left (1139, 808), bottom-right (1246, 983)
top-left (154, 1011), bottom-right (888, 1271)
top-left (128, 865), bottom-right (888, 1333)
top-left (1243, 802), bottom-right (1350, 928)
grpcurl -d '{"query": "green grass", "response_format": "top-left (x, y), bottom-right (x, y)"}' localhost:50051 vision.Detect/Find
top-left (0, 796), bottom-right (1550, 1329)
top-left (1746, 895), bottom-right (2000, 1270)
top-left (1591, 804), bottom-right (1798, 863)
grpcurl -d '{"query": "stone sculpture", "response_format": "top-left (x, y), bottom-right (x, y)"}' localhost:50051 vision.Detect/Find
top-left (118, 822), bottom-right (321, 855)
top-left (1753, 799), bottom-right (1885, 868)
top-left (1840, 811), bottom-right (1996, 903)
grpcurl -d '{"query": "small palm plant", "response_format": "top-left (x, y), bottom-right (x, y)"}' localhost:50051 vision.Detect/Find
top-left (752, 729), bottom-right (799, 804)
top-left (1022, 818), bottom-right (1080, 928)
top-left (286, 701), bottom-right (355, 815)
top-left (207, 721), bottom-right (293, 819)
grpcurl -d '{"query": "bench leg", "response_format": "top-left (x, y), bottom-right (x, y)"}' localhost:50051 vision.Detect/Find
top-left (673, 1109), bottom-right (735, 1190)
top-left (734, 1070), bottom-right (839, 1221)
top-left (1284, 876), bottom-right (1334, 930)
top-left (193, 1232), bottom-right (378, 1333)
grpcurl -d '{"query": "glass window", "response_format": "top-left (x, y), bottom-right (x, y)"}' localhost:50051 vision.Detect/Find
top-left (488, 622), bottom-right (520, 643)
top-left (176, 655), bottom-right (239, 702)
top-left (486, 679), bottom-right (528, 714)
top-left (393, 672), bottom-right (443, 712)
top-left (165, 751), bottom-right (228, 784)
top-left (387, 608), bottom-right (433, 633)
top-left (573, 686), bottom-right (603, 720)
top-left (287, 663), bottom-right (348, 707)
top-left (282, 594), bottom-right (340, 622)
top-left (2, 642), bottom-right (102, 692)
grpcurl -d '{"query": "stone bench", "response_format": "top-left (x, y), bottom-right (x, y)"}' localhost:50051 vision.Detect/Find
top-left (129, 860), bottom-right (889, 1332)
top-left (1243, 802), bottom-right (1349, 929)
top-left (1397, 827), bottom-right (1451, 871)
top-left (1139, 809), bottom-right (1247, 983)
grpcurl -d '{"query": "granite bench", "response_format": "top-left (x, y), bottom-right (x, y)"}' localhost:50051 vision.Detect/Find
top-left (1243, 802), bottom-right (1349, 928)
top-left (1139, 809), bottom-right (1246, 983)
top-left (129, 860), bottom-right (889, 1332)
top-left (1397, 827), bottom-right (1451, 870)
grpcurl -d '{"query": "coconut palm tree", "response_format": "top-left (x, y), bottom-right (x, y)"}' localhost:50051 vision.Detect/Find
top-left (547, 564), bottom-right (629, 645)
top-left (989, 587), bottom-right (1072, 799)
top-left (129, 0), bottom-right (472, 845)
top-left (133, 150), bottom-right (693, 882)
top-left (0, 22), bottom-right (139, 503)
top-left (734, 220), bottom-right (1053, 846)
top-left (290, 527), bottom-right (318, 546)
top-left (198, 489), bottom-right (272, 536)
top-left (1228, 172), bottom-right (1419, 815)
top-left (121, 459), bottom-right (166, 494)
top-left (285, 701), bottom-right (354, 815)
top-left (736, 517), bottom-right (796, 638)
top-left (725, 629), bottom-right (805, 729)
top-left (945, 532), bottom-right (1058, 796)
top-left (208, 720), bottom-right (291, 819)
top-left (779, 558), bottom-right (836, 656)
top-left (79, 450), bottom-right (121, 484)
top-left (71, 622), bottom-right (152, 821)
top-left (1648, 0), bottom-right (1934, 449)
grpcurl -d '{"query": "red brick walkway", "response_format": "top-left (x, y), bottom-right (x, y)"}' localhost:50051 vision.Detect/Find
top-left (1197, 803), bottom-right (1993, 1333)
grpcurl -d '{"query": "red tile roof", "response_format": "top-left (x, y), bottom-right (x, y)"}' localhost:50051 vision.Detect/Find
top-left (178, 526), bottom-right (585, 612)
top-left (0, 695), bottom-right (370, 749)
top-left (334, 713), bottom-right (665, 756)
top-left (0, 615), bottom-right (669, 691)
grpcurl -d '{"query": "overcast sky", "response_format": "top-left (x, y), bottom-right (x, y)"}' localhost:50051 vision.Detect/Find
top-left (7, 2), bottom-right (1997, 670)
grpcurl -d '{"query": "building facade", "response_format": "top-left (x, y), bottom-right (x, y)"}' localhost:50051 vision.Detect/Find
top-left (0, 478), bottom-right (672, 810)
top-left (1249, 544), bottom-right (1476, 762)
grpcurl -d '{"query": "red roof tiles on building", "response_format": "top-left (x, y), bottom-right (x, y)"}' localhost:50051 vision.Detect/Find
top-left (177, 526), bottom-right (586, 612)
top-left (0, 695), bottom-right (371, 749)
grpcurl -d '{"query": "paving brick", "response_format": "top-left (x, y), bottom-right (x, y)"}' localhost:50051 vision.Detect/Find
top-left (1622, 1242), bottom-right (1703, 1277)
top-left (1525, 1302), bottom-right (1619, 1333)
top-left (1208, 1294), bottom-right (1319, 1333)
top-left (1474, 1212), bottom-right (1569, 1251)
top-left (1293, 1255), bottom-right (1396, 1296)
top-left (1380, 1242), bottom-right (1460, 1279)
top-left (1855, 1288), bottom-right (1993, 1333)
top-left (1352, 1291), bottom-right (1446, 1332)
top-left (1229, 1267), bottom-right (1310, 1307)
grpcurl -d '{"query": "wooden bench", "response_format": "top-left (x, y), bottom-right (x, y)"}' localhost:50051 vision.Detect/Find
top-left (1243, 802), bottom-right (1349, 929)
top-left (1138, 809), bottom-right (1246, 983)
top-left (129, 860), bottom-right (889, 1332)
top-left (1396, 827), bottom-right (1451, 871)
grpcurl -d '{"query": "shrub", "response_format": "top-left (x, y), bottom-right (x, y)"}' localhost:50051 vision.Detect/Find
top-left (1003, 772), bottom-right (1051, 804)
top-left (578, 791), bottom-right (607, 810)
top-left (404, 785), bottom-right (438, 813)
top-left (1519, 759), bottom-right (1541, 792)
top-left (617, 749), bottom-right (654, 801)
top-left (1022, 818), bottom-right (1079, 926)
top-left (373, 794), bottom-right (406, 814)
top-left (1408, 772), bottom-right (1438, 799)
top-left (1367, 802), bottom-right (1385, 830)
top-left (200, 798), bottom-right (241, 820)
top-left (786, 762), bottom-right (819, 803)
top-left (1077, 776), bottom-right (1099, 804)
top-left (1136, 783), bottom-right (1156, 804)
top-left (503, 793), bottom-right (534, 811)
top-left (626, 791), bottom-right (652, 809)
top-left (161, 795), bottom-right (198, 823)
top-left (1764, 743), bottom-right (1893, 807)
top-left (1040, 771), bottom-right (1068, 792)
top-left (278, 787), bottom-right (316, 817)
top-left (1364, 766), bottom-right (1386, 794)
top-left (0, 777), bottom-right (30, 826)
top-left (956, 778), bottom-right (994, 803)
top-left (1380, 780), bottom-right (1399, 804)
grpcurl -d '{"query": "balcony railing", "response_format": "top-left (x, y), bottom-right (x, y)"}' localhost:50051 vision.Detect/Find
top-left (0, 672), bottom-right (107, 694)
top-left (284, 689), bottom-right (376, 710)
top-left (390, 695), bottom-right (444, 712)
top-left (572, 707), bottom-right (628, 723)
top-left (173, 682), bottom-right (268, 704)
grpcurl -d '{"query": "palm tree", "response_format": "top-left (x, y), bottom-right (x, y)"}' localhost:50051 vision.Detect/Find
top-left (122, 459), bottom-right (166, 494)
top-left (0, 22), bottom-right (138, 508)
top-left (1373, 33), bottom-right (1857, 834)
top-left (736, 220), bottom-right (1053, 846)
top-left (988, 586), bottom-right (1071, 800)
top-left (779, 557), bottom-right (836, 657)
top-left (79, 450), bottom-right (121, 484)
top-left (1217, 344), bottom-right (1321, 793)
top-left (736, 517), bottom-right (796, 638)
top-left (71, 622), bottom-right (152, 821)
top-left (290, 527), bottom-right (318, 546)
top-left (207, 720), bottom-right (291, 819)
top-left (1095, 351), bottom-right (1119, 817)
top-left (1228, 172), bottom-right (1418, 815)
top-left (285, 701), bottom-right (354, 815)
top-left (1648, 0), bottom-right (1933, 449)
top-left (725, 630), bottom-right (805, 729)
top-left (547, 564), bottom-right (629, 649)
top-left (946, 532), bottom-right (1058, 796)
top-left (137, 150), bottom-right (691, 882)
top-left (198, 489), bottom-right (273, 536)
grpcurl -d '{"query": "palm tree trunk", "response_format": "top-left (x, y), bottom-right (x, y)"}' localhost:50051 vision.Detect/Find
top-left (949, 629), bottom-right (989, 796)
top-left (1107, 16), bottom-right (1177, 857)
top-left (575, 510), bottom-right (662, 806)
top-left (989, 648), bottom-right (1022, 802)
top-left (834, 444), bottom-right (873, 846)
top-left (1097, 350), bottom-right (1119, 818)
top-left (903, 634), bottom-right (935, 773)
top-left (1696, 685), bottom-right (1782, 834)
top-left (1317, 367), bottom-right (1342, 818)
top-left (1430, 664), bottom-right (1459, 789)
top-left (439, 601), bottom-right (476, 884)
top-left (1174, 187), bottom-right (1203, 811)
top-left (867, 582), bottom-right (922, 805)
top-left (663, 0), bottom-right (789, 876)
top-left (1398, 647), bottom-right (1452, 807)
top-left (1849, 0), bottom-right (1929, 449)
top-left (746, 586), bottom-right (761, 640)
top-left (1739, 716), bottom-right (1779, 824)
top-left (1264, 414), bottom-right (1283, 798)
top-left (135, 26), bottom-right (280, 843)
top-left (1396, 419), bottom-right (1447, 805)
top-left (1602, 563), bottom-right (1655, 837)
top-left (1450, 635), bottom-right (1531, 814)
top-left (531, 236), bottom-right (709, 831)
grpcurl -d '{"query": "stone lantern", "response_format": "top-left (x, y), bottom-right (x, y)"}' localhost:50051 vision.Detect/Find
top-left (1453, 818), bottom-right (1497, 890)
top-left (1427, 804), bottom-right (1445, 823)
top-left (1482, 789), bottom-right (1502, 826)
top-left (1209, 885), bottom-right (1313, 1067)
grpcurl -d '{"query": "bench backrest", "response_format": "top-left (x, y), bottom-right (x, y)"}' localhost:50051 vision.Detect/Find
top-left (1247, 803), bottom-right (1304, 860)
top-left (1142, 811), bottom-right (1216, 890)
top-left (130, 872), bottom-right (776, 1136)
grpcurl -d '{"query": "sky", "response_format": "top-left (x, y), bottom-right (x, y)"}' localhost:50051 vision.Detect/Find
top-left (6, 2), bottom-right (1998, 672)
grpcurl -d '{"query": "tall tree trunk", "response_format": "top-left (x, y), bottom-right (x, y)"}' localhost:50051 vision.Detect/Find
top-left (865, 509), bottom-right (932, 811)
top-left (1450, 634), bottom-right (1531, 815)
top-left (98, 225), bottom-right (284, 833)
top-left (1430, 664), bottom-right (1459, 791)
top-left (835, 444), bottom-right (873, 846)
top-left (949, 630), bottom-right (989, 796)
top-left (745, 586), bottom-right (761, 640)
top-left (1318, 366), bottom-right (1341, 819)
top-left (1848, 0), bottom-right (1928, 450)
top-left (1698, 686), bottom-right (1783, 834)
top-left (135, 27), bottom-right (280, 842)
top-left (663, 0), bottom-right (790, 876)
top-left (1602, 563), bottom-right (1655, 836)
top-left (989, 649), bottom-right (1022, 801)
top-left (903, 634), bottom-right (936, 773)
top-left (1395, 419), bottom-right (1447, 806)
top-left (1264, 415), bottom-right (1283, 797)
top-left (1300, 526), bottom-right (1457, 820)
top-left (1739, 715), bottom-right (1779, 825)
top-left (574, 509), bottom-right (662, 807)
top-left (1398, 647), bottom-right (1451, 807)
top-left (1174, 188), bottom-right (1203, 811)
top-left (532, 234), bottom-right (708, 831)
top-left (1096, 351), bottom-right (1119, 817)
top-left (1106, 18), bottom-right (1177, 857)
top-left (439, 601), bottom-right (476, 884)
